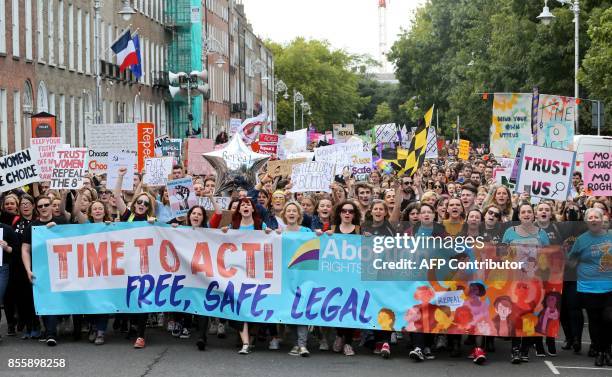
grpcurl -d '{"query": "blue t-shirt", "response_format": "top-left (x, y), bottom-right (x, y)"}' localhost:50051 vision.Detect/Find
top-left (502, 226), bottom-right (550, 246)
top-left (233, 222), bottom-right (268, 231)
top-left (569, 231), bottom-right (612, 293)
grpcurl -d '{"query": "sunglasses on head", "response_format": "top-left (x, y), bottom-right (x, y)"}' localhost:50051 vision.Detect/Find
top-left (37, 203), bottom-right (51, 209)
top-left (136, 199), bottom-right (150, 207)
top-left (341, 208), bottom-right (355, 215)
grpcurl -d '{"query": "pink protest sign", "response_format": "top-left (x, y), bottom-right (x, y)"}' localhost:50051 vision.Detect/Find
top-left (583, 152), bottom-right (612, 196)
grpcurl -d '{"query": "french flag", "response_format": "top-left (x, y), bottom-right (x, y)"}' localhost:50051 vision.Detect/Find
top-left (111, 30), bottom-right (139, 72)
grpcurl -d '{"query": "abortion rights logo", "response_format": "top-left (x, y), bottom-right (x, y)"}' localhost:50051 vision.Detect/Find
top-left (287, 238), bottom-right (320, 270)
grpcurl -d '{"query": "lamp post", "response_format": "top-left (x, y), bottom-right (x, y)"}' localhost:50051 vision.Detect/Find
top-left (273, 79), bottom-right (287, 131)
top-left (292, 89), bottom-right (303, 131)
top-left (93, 0), bottom-right (135, 125)
top-left (168, 71), bottom-right (210, 136)
top-left (301, 102), bottom-right (310, 130)
top-left (537, 0), bottom-right (580, 135)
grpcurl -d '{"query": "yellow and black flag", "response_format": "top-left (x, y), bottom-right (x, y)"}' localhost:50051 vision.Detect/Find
top-left (400, 105), bottom-right (433, 176)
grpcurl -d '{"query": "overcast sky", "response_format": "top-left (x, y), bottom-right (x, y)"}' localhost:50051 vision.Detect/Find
top-left (241, 0), bottom-right (426, 61)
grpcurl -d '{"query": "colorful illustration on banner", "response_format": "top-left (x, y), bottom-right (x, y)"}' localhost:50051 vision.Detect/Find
top-left (287, 238), bottom-right (320, 270)
top-left (490, 93), bottom-right (532, 158)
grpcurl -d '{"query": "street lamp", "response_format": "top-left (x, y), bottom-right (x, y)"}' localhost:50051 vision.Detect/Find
top-left (118, 0), bottom-right (136, 22)
top-left (273, 79), bottom-right (287, 130)
top-left (300, 102), bottom-right (310, 130)
top-left (293, 89), bottom-right (304, 131)
top-left (538, 0), bottom-right (580, 135)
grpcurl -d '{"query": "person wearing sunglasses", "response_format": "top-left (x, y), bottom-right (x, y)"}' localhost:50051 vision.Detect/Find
top-left (327, 200), bottom-right (362, 356)
top-left (482, 205), bottom-right (503, 244)
top-left (21, 195), bottom-right (67, 347)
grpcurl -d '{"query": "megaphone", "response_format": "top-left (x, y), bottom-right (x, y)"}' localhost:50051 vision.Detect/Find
top-left (190, 70), bottom-right (208, 81)
top-left (194, 84), bottom-right (210, 97)
top-left (169, 86), bottom-right (182, 98)
top-left (168, 71), bottom-right (187, 85)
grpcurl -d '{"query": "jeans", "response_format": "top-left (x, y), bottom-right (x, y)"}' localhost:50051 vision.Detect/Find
top-left (0, 264), bottom-right (9, 306)
top-left (42, 315), bottom-right (59, 338)
top-left (294, 325), bottom-right (308, 347)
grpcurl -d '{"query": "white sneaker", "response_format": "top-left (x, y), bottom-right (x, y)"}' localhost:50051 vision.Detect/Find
top-left (217, 322), bottom-right (226, 338)
top-left (269, 338), bottom-right (280, 350)
top-left (390, 332), bottom-right (398, 344)
top-left (333, 337), bottom-right (344, 353)
top-left (289, 346), bottom-right (300, 356)
top-left (299, 346), bottom-right (310, 357)
top-left (179, 328), bottom-right (191, 339)
top-left (167, 320), bottom-right (175, 332)
top-left (343, 344), bottom-right (355, 356)
top-left (238, 344), bottom-right (250, 355)
top-left (319, 338), bottom-right (330, 351)
top-left (208, 319), bottom-right (218, 335)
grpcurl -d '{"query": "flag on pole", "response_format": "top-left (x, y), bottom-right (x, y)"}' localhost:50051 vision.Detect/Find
top-left (111, 30), bottom-right (139, 72)
top-left (239, 113), bottom-right (271, 145)
top-left (130, 34), bottom-right (142, 79)
top-left (400, 105), bottom-right (433, 176)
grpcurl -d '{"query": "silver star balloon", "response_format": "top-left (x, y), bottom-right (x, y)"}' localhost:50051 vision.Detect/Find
top-left (202, 134), bottom-right (270, 194)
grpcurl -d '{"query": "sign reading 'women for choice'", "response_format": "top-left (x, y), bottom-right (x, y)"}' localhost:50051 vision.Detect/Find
top-left (516, 144), bottom-right (576, 200)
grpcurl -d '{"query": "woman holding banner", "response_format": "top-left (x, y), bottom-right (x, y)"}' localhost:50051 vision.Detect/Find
top-left (115, 167), bottom-right (157, 349)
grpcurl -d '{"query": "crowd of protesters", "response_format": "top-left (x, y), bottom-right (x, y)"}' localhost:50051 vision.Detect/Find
top-left (0, 140), bottom-right (610, 368)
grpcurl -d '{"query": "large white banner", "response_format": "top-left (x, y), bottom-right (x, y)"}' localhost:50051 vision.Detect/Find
top-left (85, 123), bottom-right (138, 172)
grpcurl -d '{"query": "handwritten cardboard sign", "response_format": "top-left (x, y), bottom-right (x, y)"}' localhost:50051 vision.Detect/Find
top-left (583, 152), bottom-right (612, 196)
top-left (267, 158), bottom-right (307, 178)
top-left (143, 157), bottom-right (173, 186)
top-left (30, 137), bottom-right (62, 181)
top-left (50, 148), bottom-right (87, 189)
top-left (290, 161), bottom-right (334, 193)
top-left (516, 144), bottom-right (576, 200)
top-left (106, 152), bottom-right (136, 191)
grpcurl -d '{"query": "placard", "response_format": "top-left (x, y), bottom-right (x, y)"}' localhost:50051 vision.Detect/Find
top-left (106, 152), bottom-right (136, 191)
top-left (50, 148), bottom-right (87, 189)
top-left (258, 134), bottom-right (279, 155)
top-left (185, 138), bottom-right (215, 175)
top-left (333, 124), bottom-right (354, 142)
top-left (137, 123), bottom-right (155, 172)
top-left (85, 123), bottom-right (138, 173)
top-left (314, 142), bottom-right (363, 174)
top-left (162, 139), bottom-right (182, 163)
top-left (30, 137), bottom-right (62, 181)
top-left (583, 152), bottom-right (612, 196)
top-left (490, 93), bottom-right (532, 158)
top-left (537, 95), bottom-right (575, 150)
top-left (154, 135), bottom-right (170, 156)
top-left (167, 177), bottom-right (197, 217)
top-left (374, 123), bottom-right (398, 143)
top-left (458, 139), bottom-right (470, 160)
top-left (425, 126), bottom-right (438, 159)
top-left (516, 144), bottom-right (576, 200)
top-left (0, 148), bottom-right (41, 192)
top-left (290, 161), bottom-right (334, 193)
top-left (267, 158), bottom-right (307, 178)
top-left (229, 118), bottom-right (242, 136)
top-left (351, 151), bottom-right (373, 181)
top-left (198, 196), bottom-right (231, 211)
top-left (143, 157), bottom-right (173, 186)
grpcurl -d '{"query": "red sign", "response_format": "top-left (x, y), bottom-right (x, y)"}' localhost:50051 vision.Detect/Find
top-left (31, 112), bottom-right (57, 138)
top-left (258, 133), bottom-right (279, 155)
top-left (137, 123), bottom-right (155, 172)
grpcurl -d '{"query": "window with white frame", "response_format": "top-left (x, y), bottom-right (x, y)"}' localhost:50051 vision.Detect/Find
top-left (37, 0), bottom-right (44, 61)
top-left (25, 0), bottom-right (32, 59)
top-left (13, 90), bottom-right (21, 151)
top-left (58, 94), bottom-right (65, 143)
top-left (0, 0), bottom-right (5, 54)
top-left (47, 0), bottom-right (54, 64)
top-left (0, 89), bottom-right (7, 154)
top-left (58, 0), bottom-right (64, 66)
top-left (76, 8), bottom-right (82, 72)
top-left (12, 0), bottom-right (19, 57)
top-left (85, 11), bottom-right (90, 73)
top-left (68, 3), bottom-right (73, 69)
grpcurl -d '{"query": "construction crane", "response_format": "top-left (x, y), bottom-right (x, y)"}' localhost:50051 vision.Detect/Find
top-left (378, 0), bottom-right (388, 72)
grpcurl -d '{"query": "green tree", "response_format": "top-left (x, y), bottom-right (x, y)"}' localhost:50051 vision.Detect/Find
top-left (267, 38), bottom-right (367, 133)
top-left (373, 102), bottom-right (394, 124)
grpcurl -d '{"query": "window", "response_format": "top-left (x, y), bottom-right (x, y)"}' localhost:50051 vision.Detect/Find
top-left (25, 0), bottom-right (32, 59)
top-left (0, 89), bottom-right (7, 154)
top-left (68, 95), bottom-right (75, 145)
top-left (23, 81), bottom-right (33, 146)
top-left (76, 8), bottom-right (82, 72)
top-left (102, 99), bottom-right (106, 123)
top-left (0, 0), bottom-right (5, 54)
top-left (68, 3), bottom-right (73, 69)
top-left (36, 81), bottom-right (48, 112)
top-left (12, 0), bottom-right (19, 57)
top-left (57, 0), bottom-right (63, 66)
top-left (85, 11), bottom-right (90, 73)
top-left (58, 94), bottom-right (65, 143)
top-left (47, 0), bottom-right (54, 64)
top-left (48, 91), bottom-right (55, 115)
top-left (36, 0), bottom-right (43, 61)
top-left (13, 90), bottom-right (21, 151)
top-left (106, 23), bottom-right (111, 61)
